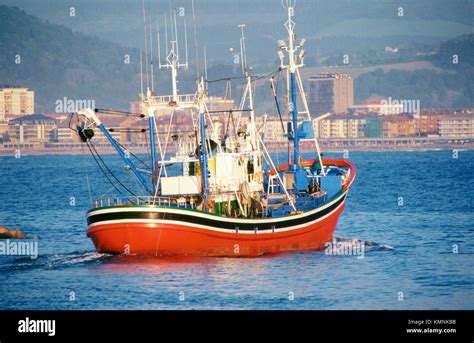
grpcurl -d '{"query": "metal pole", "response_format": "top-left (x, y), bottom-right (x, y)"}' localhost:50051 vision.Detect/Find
top-left (199, 110), bottom-right (209, 205)
top-left (148, 110), bottom-right (157, 182)
top-left (98, 123), bottom-right (152, 194)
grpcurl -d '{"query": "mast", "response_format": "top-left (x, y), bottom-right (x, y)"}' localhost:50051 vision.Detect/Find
top-left (239, 24), bottom-right (248, 76)
top-left (157, 8), bottom-right (189, 104)
top-left (148, 108), bottom-right (157, 184)
top-left (140, 49), bottom-right (144, 97)
top-left (285, 2), bottom-right (299, 171)
top-left (240, 24), bottom-right (257, 150)
top-left (150, 17), bottom-right (154, 92)
top-left (232, 24), bottom-right (258, 150)
top-left (197, 79), bottom-right (209, 205)
top-left (278, 0), bottom-right (325, 178)
top-left (276, 1), bottom-right (323, 195)
top-left (192, 0), bottom-right (200, 79)
top-left (142, 0), bottom-right (157, 185)
top-left (142, 0), bottom-right (150, 90)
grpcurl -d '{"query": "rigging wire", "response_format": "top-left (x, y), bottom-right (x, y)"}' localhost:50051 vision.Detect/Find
top-left (256, 74), bottom-right (270, 117)
top-left (270, 72), bottom-right (286, 132)
top-left (207, 68), bottom-right (281, 100)
top-left (114, 139), bottom-right (149, 168)
top-left (81, 142), bottom-right (93, 206)
top-left (191, 0), bottom-right (200, 79)
top-left (94, 108), bottom-right (145, 118)
top-left (87, 140), bottom-right (138, 196)
top-left (144, 129), bottom-right (151, 169)
top-left (206, 76), bottom-right (247, 84)
top-left (85, 140), bottom-right (125, 196)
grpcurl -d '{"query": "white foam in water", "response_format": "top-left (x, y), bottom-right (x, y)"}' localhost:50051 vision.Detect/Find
top-left (0, 251), bottom-right (111, 271)
top-left (47, 252), bottom-right (110, 267)
top-left (333, 237), bottom-right (395, 251)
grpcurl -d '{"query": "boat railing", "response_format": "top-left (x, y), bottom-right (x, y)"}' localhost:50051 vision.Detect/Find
top-left (93, 196), bottom-right (196, 209)
top-left (146, 94), bottom-right (196, 105)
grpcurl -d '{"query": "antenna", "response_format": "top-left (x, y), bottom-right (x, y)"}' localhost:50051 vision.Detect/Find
top-left (277, 0), bottom-right (325, 175)
top-left (281, 0), bottom-right (296, 9)
top-left (170, 2), bottom-right (174, 42)
top-left (157, 17), bottom-right (161, 69)
top-left (149, 17), bottom-right (153, 64)
top-left (239, 24), bottom-right (248, 76)
top-left (164, 13), bottom-right (169, 59)
top-left (142, 0), bottom-right (149, 90)
top-left (192, 0), bottom-right (200, 79)
top-left (204, 46), bottom-right (208, 81)
top-left (184, 17), bottom-right (189, 69)
top-left (140, 49), bottom-right (144, 97)
top-left (174, 10), bottom-right (179, 60)
top-left (231, 24), bottom-right (257, 149)
top-left (156, 3), bottom-right (191, 103)
top-left (150, 17), bottom-right (154, 92)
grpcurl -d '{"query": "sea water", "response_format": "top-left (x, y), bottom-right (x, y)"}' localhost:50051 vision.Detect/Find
top-left (0, 150), bottom-right (472, 309)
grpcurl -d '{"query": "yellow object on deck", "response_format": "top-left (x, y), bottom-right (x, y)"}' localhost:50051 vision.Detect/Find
top-left (196, 162), bottom-right (201, 176)
top-left (209, 156), bottom-right (216, 172)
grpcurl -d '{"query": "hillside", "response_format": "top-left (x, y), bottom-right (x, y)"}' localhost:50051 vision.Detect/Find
top-left (0, 5), bottom-right (141, 112)
top-left (355, 34), bottom-right (474, 108)
top-left (0, 4), bottom-right (472, 113)
top-left (429, 33), bottom-right (474, 70)
top-left (0, 0), bottom-right (472, 64)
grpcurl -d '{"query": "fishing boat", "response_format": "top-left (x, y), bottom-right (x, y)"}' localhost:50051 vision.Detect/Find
top-left (74, 2), bottom-right (356, 257)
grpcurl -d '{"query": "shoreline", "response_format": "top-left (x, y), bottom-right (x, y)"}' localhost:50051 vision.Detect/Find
top-left (1, 143), bottom-right (473, 156)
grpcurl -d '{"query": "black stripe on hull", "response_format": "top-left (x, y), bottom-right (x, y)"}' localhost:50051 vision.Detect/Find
top-left (87, 194), bottom-right (347, 231)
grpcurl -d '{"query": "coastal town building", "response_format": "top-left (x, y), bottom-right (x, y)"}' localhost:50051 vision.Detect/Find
top-left (439, 114), bottom-right (474, 138)
top-left (312, 113), bottom-right (447, 139)
top-left (316, 115), bottom-right (364, 139)
top-left (0, 121), bottom-right (8, 142)
top-left (349, 100), bottom-right (404, 116)
top-left (264, 119), bottom-right (287, 143)
top-left (415, 114), bottom-right (442, 136)
top-left (54, 120), bottom-right (81, 143)
top-left (7, 114), bottom-right (58, 143)
top-left (0, 87), bottom-right (35, 120)
top-left (382, 115), bottom-right (417, 138)
top-left (365, 117), bottom-right (382, 138)
top-left (1, 110), bottom-right (472, 147)
top-left (308, 73), bottom-right (353, 115)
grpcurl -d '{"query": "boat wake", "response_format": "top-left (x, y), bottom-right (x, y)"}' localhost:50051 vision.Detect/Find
top-left (0, 251), bottom-right (112, 272)
top-left (0, 238), bottom-right (394, 273)
top-left (331, 237), bottom-right (395, 252)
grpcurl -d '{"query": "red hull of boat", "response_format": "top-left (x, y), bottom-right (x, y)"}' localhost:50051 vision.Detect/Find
top-left (87, 202), bottom-right (344, 257)
top-left (86, 158), bottom-right (355, 257)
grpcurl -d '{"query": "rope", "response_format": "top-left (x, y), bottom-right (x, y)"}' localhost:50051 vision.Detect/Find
top-left (85, 141), bottom-right (125, 196)
top-left (81, 142), bottom-right (93, 206)
top-left (87, 140), bottom-right (137, 196)
top-left (114, 140), bottom-right (148, 168)
top-left (271, 73), bottom-right (286, 132)
top-left (207, 68), bottom-right (281, 98)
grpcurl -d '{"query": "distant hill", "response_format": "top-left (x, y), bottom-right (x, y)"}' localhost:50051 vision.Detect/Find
top-left (0, 5), bottom-right (141, 112)
top-left (429, 33), bottom-right (474, 70)
top-left (355, 34), bottom-right (474, 108)
top-left (0, 0), bottom-right (472, 64)
top-left (0, 4), bottom-right (472, 113)
top-left (0, 5), bottom-right (250, 113)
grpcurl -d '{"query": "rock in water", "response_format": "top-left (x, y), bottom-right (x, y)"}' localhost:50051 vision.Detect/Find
top-left (0, 226), bottom-right (27, 239)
